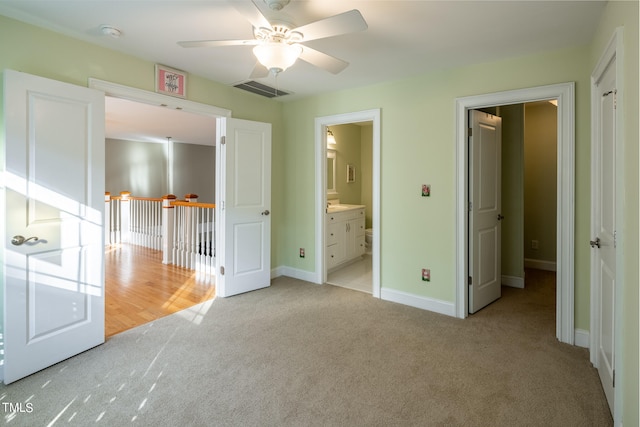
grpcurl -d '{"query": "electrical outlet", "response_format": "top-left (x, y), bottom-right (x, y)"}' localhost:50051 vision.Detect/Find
top-left (531, 240), bottom-right (539, 250)
top-left (299, 248), bottom-right (305, 258)
top-left (421, 268), bottom-right (431, 282)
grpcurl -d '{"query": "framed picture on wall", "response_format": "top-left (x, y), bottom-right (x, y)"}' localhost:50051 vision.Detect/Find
top-left (155, 64), bottom-right (187, 98)
top-left (346, 164), bottom-right (356, 183)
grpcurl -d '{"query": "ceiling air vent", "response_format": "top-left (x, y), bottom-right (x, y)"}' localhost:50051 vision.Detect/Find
top-left (233, 80), bottom-right (290, 98)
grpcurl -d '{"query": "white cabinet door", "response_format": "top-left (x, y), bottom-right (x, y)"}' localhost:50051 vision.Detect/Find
top-left (216, 118), bottom-right (271, 297)
top-left (346, 217), bottom-right (365, 259)
top-left (3, 70), bottom-right (105, 384)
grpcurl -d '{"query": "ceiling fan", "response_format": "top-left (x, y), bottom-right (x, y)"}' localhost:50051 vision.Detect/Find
top-left (178, 0), bottom-right (368, 77)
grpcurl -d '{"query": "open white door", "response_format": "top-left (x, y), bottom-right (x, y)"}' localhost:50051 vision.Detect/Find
top-left (2, 70), bottom-right (105, 384)
top-left (216, 118), bottom-right (271, 297)
top-left (469, 110), bottom-right (502, 314)
top-left (591, 55), bottom-right (617, 413)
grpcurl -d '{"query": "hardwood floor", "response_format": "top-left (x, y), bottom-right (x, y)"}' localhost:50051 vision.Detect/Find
top-left (105, 244), bottom-right (216, 338)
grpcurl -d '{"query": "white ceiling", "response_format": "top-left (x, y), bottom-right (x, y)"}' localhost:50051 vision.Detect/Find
top-left (105, 97), bottom-right (217, 145)
top-left (1, 0), bottom-right (606, 143)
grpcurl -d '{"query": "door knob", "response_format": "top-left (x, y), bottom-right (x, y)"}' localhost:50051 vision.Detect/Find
top-left (261, 210), bottom-right (270, 216)
top-left (590, 237), bottom-right (601, 248)
top-left (11, 235), bottom-right (39, 246)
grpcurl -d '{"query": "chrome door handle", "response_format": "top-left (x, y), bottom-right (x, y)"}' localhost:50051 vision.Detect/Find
top-left (261, 210), bottom-right (270, 216)
top-left (11, 235), bottom-right (39, 246)
top-left (590, 237), bottom-right (601, 248)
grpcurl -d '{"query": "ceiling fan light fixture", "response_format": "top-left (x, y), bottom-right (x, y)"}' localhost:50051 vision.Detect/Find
top-left (253, 42), bottom-right (302, 74)
top-left (264, 0), bottom-right (290, 11)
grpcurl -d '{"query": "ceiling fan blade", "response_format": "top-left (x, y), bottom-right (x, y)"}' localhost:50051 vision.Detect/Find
top-left (249, 62), bottom-right (270, 79)
top-left (178, 39), bottom-right (257, 48)
top-left (299, 45), bottom-right (349, 74)
top-left (229, 0), bottom-right (271, 30)
top-left (293, 10), bottom-right (367, 42)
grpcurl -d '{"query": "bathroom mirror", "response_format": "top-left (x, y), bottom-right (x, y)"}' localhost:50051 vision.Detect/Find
top-left (327, 149), bottom-right (337, 195)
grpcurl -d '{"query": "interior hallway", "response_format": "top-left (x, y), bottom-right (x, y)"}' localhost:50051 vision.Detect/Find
top-left (105, 244), bottom-right (216, 337)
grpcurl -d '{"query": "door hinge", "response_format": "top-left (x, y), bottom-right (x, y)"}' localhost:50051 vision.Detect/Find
top-left (614, 230), bottom-right (617, 248)
top-left (220, 136), bottom-right (226, 145)
top-left (468, 276), bottom-right (473, 286)
top-left (468, 201), bottom-right (472, 212)
top-left (220, 266), bottom-right (225, 275)
top-left (468, 127), bottom-right (472, 137)
top-left (603, 89), bottom-right (618, 109)
top-left (613, 370), bottom-right (615, 387)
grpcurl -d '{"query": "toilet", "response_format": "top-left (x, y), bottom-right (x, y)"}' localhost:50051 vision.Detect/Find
top-left (365, 228), bottom-right (373, 252)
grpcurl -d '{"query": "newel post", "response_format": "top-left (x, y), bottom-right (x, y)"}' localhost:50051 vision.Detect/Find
top-left (120, 191), bottom-right (131, 243)
top-left (104, 192), bottom-right (111, 246)
top-left (162, 194), bottom-right (177, 264)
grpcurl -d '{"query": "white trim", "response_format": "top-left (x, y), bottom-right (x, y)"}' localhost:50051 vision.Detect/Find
top-left (589, 27), bottom-right (624, 425)
top-left (455, 83), bottom-right (575, 346)
top-left (272, 266), bottom-right (318, 283)
top-left (524, 258), bottom-right (557, 272)
top-left (502, 275), bottom-right (525, 289)
top-left (315, 109), bottom-right (381, 298)
top-left (88, 78), bottom-right (232, 118)
top-left (574, 329), bottom-right (590, 349)
top-left (381, 289), bottom-right (456, 317)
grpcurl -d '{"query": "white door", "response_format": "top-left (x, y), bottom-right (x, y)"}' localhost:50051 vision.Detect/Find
top-left (2, 70), bottom-right (105, 384)
top-left (469, 110), bottom-right (502, 314)
top-left (591, 58), bottom-right (616, 412)
top-left (216, 118), bottom-right (271, 297)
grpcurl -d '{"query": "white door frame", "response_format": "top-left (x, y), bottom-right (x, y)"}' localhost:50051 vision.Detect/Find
top-left (89, 79), bottom-right (231, 120)
top-left (590, 27), bottom-right (624, 425)
top-left (314, 109), bottom-right (381, 298)
top-left (455, 83), bottom-right (576, 345)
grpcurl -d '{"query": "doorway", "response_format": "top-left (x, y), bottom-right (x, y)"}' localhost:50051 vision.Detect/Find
top-left (90, 79), bottom-right (231, 336)
top-left (469, 102), bottom-right (558, 315)
top-left (315, 109), bottom-right (381, 298)
top-left (455, 83), bottom-right (576, 345)
top-left (325, 122), bottom-right (373, 293)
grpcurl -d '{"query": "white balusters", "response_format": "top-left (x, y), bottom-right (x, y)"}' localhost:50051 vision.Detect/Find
top-left (106, 191), bottom-right (215, 276)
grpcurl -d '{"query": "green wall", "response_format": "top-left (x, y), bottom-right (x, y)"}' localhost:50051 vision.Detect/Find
top-left (282, 44), bottom-right (593, 305)
top-left (499, 104), bottom-right (525, 281)
top-left (524, 102), bottom-right (557, 263)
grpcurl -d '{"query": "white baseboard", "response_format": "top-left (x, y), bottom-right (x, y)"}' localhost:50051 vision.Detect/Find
top-left (524, 258), bottom-right (557, 271)
top-left (502, 275), bottom-right (525, 288)
top-left (381, 288), bottom-right (456, 318)
top-left (574, 329), bottom-right (589, 348)
top-left (272, 265), bottom-right (320, 284)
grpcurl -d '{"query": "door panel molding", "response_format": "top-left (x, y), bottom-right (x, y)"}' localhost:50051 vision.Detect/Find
top-left (455, 83), bottom-right (575, 345)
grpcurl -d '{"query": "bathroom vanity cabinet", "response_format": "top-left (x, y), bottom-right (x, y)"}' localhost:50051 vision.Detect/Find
top-left (326, 206), bottom-right (365, 270)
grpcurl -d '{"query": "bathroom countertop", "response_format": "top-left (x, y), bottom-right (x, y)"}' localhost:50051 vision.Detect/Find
top-left (326, 204), bottom-right (365, 214)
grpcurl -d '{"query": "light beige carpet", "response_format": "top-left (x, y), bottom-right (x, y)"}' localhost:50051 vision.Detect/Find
top-left (1, 271), bottom-right (612, 426)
